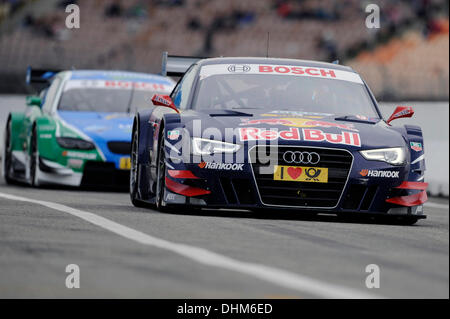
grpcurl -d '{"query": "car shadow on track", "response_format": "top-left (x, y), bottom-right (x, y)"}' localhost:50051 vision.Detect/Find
top-left (4, 182), bottom-right (129, 193)
top-left (2, 179), bottom-right (423, 227)
top-left (160, 207), bottom-right (424, 227)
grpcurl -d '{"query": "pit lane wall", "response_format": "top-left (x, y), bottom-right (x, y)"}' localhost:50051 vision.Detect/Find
top-left (0, 95), bottom-right (448, 197)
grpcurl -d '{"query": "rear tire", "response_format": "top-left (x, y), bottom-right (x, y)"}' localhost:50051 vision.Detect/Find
top-left (3, 119), bottom-right (14, 184)
top-left (130, 125), bottom-right (146, 208)
top-left (29, 127), bottom-right (40, 187)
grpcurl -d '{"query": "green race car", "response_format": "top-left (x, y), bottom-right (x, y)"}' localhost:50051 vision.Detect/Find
top-left (2, 68), bottom-right (175, 187)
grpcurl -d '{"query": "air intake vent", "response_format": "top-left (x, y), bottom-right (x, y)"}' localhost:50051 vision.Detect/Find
top-left (107, 141), bottom-right (131, 155)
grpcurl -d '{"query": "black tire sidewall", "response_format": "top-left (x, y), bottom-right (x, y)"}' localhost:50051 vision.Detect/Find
top-left (155, 138), bottom-right (168, 211)
top-left (29, 127), bottom-right (38, 187)
top-left (130, 126), bottom-right (144, 207)
top-left (3, 119), bottom-right (13, 183)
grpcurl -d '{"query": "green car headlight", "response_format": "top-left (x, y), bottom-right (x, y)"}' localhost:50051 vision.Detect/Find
top-left (57, 137), bottom-right (95, 150)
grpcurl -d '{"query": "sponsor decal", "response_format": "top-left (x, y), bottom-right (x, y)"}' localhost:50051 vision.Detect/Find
top-left (392, 109), bottom-right (412, 119)
top-left (39, 125), bottom-right (54, 131)
top-left (274, 165), bottom-right (328, 183)
top-left (104, 113), bottom-right (133, 120)
top-left (238, 127), bottom-right (361, 147)
top-left (200, 64), bottom-right (364, 84)
top-left (119, 157), bottom-right (131, 170)
top-left (283, 151), bottom-right (320, 165)
top-left (62, 151), bottom-right (97, 160)
top-left (303, 128), bottom-right (361, 147)
top-left (227, 64), bottom-right (251, 73)
top-left (167, 130), bottom-right (180, 140)
top-left (39, 134), bottom-right (52, 139)
top-left (258, 65), bottom-right (337, 78)
top-left (84, 125), bottom-right (109, 133)
top-left (198, 161), bottom-right (244, 171)
top-left (64, 80), bottom-right (171, 92)
top-left (67, 158), bottom-right (83, 169)
top-left (239, 127), bottom-right (301, 141)
top-left (153, 94), bottom-right (172, 106)
top-left (304, 167), bottom-right (322, 181)
top-left (240, 117), bottom-right (357, 131)
top-left (359, 169), bottom-right (400, 178)
top-left (119, 124), bottom-right (132, 132)
top-left (410, 142), bottom-right (423, 152)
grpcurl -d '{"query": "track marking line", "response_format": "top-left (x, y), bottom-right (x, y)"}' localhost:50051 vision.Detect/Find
top-left (0, 191), bottom-right (380, 299)
top-left (425, 201), bottom-right (449, 210)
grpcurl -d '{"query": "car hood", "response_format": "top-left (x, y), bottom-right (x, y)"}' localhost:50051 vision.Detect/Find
top-left (57, 111), bottom-right (133, 142)
top-left (179, 109), bottom-right (406, 150)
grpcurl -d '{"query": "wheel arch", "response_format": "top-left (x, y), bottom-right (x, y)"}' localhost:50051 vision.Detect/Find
top-left (135, 109), bottom-right (154, 164)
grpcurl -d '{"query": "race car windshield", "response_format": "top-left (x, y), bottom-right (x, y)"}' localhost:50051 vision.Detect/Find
top-left (193, 73), bottom-right (379, 118)
top-left (58, 87), bottom-right (167, 113)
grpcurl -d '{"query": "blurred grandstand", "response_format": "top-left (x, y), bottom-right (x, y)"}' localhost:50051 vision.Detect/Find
top-left (0, 0), bottom-right (448, 100)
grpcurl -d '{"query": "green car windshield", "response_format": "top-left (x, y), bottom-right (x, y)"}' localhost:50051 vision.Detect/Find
top-left (58, 82), bottom-right (168, 113)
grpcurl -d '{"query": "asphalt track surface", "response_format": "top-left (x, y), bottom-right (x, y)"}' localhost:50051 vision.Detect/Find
top-left (0, 176), bottom-right (448, 299)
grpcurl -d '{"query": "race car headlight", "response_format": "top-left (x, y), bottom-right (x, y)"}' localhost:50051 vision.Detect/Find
top-left (360, 147), bottom-right (406, 165)
top-left (57, 137), bottom-right (95, 150)
top-left (192, 138), bottom-right (241, 155)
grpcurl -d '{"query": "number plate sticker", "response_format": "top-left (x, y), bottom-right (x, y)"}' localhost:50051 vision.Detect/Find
top-left (274, 165), bottom-right (328, 183)
top-left (119, 157), bottom-right (131, 170)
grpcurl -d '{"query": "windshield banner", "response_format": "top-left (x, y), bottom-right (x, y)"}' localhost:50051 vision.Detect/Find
top-left (200, 64), bottom-right (363, 84)
top-left (63, 80), bottom-right (172, 92)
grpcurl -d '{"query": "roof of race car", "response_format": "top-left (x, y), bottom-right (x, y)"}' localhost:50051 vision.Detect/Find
top-left (64, 70), bottom-right (175, 85)
top-left (198, 57), bottom-right (355, 73)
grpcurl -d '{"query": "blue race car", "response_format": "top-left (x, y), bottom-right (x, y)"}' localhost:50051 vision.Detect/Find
top-left (3, 68), bottom-right (175, 188)
top-left (130, 53), bottom-right (428, 224)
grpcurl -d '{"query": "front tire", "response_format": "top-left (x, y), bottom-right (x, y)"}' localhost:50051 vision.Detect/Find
top-left (155, 137), bottom-right (172, 212)
top-left (130, 125), bottom-right (146, 208)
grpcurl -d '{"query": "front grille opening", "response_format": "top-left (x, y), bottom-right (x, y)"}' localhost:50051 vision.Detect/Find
top-left (360, 185), bottom-right (378, 210)
top-left (342, 184), bottom-right (367, 210)
top-left (81, 161), bottom-right (129, 187)
top-left (183, 178), bottom-right (208, 190)
top-left (250, 146), bottom-right (352, 208)
top-left (107, 141), bottom-right (131, 155)
top-left (231, 179), bottom-right (255, 205)
top-left (220, 178), bottom-right (237, 204)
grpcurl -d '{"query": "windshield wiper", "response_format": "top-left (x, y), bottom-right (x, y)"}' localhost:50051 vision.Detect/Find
top-left (209, 109), bottom-right (254, 117)
top-left (334, 115), bottom-right (379, 124)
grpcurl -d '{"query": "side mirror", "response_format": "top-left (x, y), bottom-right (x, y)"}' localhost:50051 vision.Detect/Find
top-left (386, 106), bottom-right (414, 125)
top-left (26, 95), bottom-right (42, 108)
top-left (151, 94), bottom-right (179, 114)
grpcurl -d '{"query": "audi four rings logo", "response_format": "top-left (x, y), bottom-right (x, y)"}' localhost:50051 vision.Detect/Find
top-left (227, 64), bottom-right (251, 73)
top-left (283, 151), bottom-right (320, 164)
